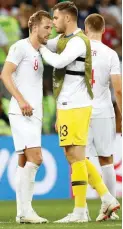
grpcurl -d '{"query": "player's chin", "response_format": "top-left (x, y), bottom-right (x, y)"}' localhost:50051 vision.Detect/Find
top-left (42, 39), bottom-right (48, 45)
top-left (55, 28), bottom-right (61, 33)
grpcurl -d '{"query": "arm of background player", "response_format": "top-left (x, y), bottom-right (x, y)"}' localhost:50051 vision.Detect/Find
top-left (46, 35), bottom-right (60, 52)
top-left (111, 74), bottom-right (122, 115)
top-left (1, 46), bottom-right (8, 55)
top-left (0, 27), bottom-right (9, 55)
top-left (110, 51), bottom-right (122, 115)
top-left (40, 37), bottom-right (86, 69)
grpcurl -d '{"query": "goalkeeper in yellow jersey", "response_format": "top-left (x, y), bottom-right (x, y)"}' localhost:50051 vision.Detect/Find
top-left (40, 1), bottom-right (120, 223)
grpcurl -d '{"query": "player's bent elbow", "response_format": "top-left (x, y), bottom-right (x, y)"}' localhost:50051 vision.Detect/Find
top-left (0, 72), bottom-right (8, 85)
top-left (0, 72), bottom-right (4, 82)
top-left (115, 88), bottom-right (122, 96)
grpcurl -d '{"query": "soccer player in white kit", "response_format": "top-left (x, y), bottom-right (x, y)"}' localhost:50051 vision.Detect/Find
top-left (1, 10), bottom-right (52, 224)
top-left (84, 14), bottom-right (122, 221)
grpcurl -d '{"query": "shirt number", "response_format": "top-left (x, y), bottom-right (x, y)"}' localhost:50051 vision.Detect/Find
top-left (34, 59), bottom-right (38, 71)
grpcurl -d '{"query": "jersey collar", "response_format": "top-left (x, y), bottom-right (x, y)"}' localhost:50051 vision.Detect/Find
top-left (64, 28), bottom-right (81, 38)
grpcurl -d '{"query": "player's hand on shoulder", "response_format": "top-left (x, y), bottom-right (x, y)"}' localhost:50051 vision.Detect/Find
top-left (40, 44), bottom-right (45, 49)
top-left (18, 99), bottom-right (34, 117)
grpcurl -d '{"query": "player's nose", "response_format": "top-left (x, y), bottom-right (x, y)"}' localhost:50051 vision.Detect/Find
top-left (48, 30), bottom-right (51, 36)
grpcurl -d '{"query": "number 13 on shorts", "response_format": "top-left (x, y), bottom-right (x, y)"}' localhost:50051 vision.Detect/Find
top-left (60, 125), bottom-right (68, 138)
top-left (57, 108), bottom-right (92, 147)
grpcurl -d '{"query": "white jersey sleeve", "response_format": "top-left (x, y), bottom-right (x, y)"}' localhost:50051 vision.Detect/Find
top-left (46, 35), bottom-right (60, 52)
top-left (110, 51), bottom-right (121, 75)
top-left (6, 42), bottom-right (24, 66)
top-left (40, 36), bottom-right (86, 69)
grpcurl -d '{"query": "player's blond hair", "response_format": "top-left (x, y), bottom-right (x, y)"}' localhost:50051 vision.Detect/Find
top-left (84, 14), bottom-right (105, 32)
top-left (28, 10), bottom-right (51, 32)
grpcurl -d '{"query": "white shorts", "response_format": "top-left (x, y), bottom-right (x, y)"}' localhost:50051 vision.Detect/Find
top-left (9, 114), bottom-right (42, 152)
top-left (86, 118), bottom-right (116, 157)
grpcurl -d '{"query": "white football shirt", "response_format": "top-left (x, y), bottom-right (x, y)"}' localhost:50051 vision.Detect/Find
top-left (90, 40), bottom-right (121, 118)
top-left (41, 28), bottom-right (92, 110)
top-left (6, 38), bottom-right (43, 120)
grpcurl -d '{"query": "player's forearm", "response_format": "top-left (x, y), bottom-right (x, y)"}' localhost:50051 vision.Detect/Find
top-left (1, 74), bottom-right (24, 102)
top-left (40, 44), bottom-right (83, 69)
top-left (40, 36), bottom-right (86, 69)
top-left (40, 46), bottom-right (63, 68)
top-left (115, 91), bottom-right (122, 115)
top-left (111, 74), bottom-right (122, 115)
top-left (46, 39), bottom-right (57, 52)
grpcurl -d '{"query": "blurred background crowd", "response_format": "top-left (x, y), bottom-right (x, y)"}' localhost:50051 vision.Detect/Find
top-left (0, 0), bottom-right (122, 135)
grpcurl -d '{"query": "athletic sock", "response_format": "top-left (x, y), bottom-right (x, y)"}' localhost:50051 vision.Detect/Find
top-left (101, 191), bottom-right (115, 203)
top-left (22, 162), bottom-right (39, 214)
top-left (71, 160), bottom-right (88, 208)
top-left (85, 159), bottom-right (109, 197)
top-left (101, 164), bottom-right (116, 197)
top-left (15, 166), bottom-right (24, 216)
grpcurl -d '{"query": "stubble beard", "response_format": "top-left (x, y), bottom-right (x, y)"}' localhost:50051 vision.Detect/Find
top-left (37, 34), bottom-right (48, 45)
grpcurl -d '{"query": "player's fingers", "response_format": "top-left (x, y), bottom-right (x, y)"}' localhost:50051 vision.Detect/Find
top-left (28, 110), bottom-right (33, 116)
top-left (24, 105), bottom-right (31, 116)
top-left (21, 105), bottom-right (33, 116)
top-left (25, 108), bottom-right (32, 116)
top-left (55, 122), bottom-right (58, 132)
top-left (21, 106), bottom-right (25, 116)
top-left (22, 109), bottom-right (26, 116)
top-left (24, 107), bottom-right (31, 116)
top-left (21, 105), bottom-right (28, 116)
top-left (25, 111), bottom-right (30, 117)
top-left (26, 107), bottom-right (33, 116)
top-left (27, 105), bottom-right (34, 113)
top-left (28, 107), bottom-right (33, 116)
top-left (25, 110), bottom-right (29, 116)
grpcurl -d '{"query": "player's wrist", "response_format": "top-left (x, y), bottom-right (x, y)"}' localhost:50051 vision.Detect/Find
top-left (16, 95), bottom-right (26, 104)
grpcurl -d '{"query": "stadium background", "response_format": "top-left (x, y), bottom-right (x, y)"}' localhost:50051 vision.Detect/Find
top-left (0, 0), bottom-right (122, 201)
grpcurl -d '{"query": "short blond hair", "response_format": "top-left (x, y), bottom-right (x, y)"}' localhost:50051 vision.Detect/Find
top-left (28, 10), bottom-right (51, 32)
top-left (85, 13), bottom-right (105, 32)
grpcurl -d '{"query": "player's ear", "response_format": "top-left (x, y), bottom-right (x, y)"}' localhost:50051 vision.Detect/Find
top-left (33, 24), bottom-right (37, 33)
top-left (84, 25), bottom-right (88, 35)
top-left (102, 27), bottom-right (105, 34)
top-left (65, 14), bottom-right (70, 23)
